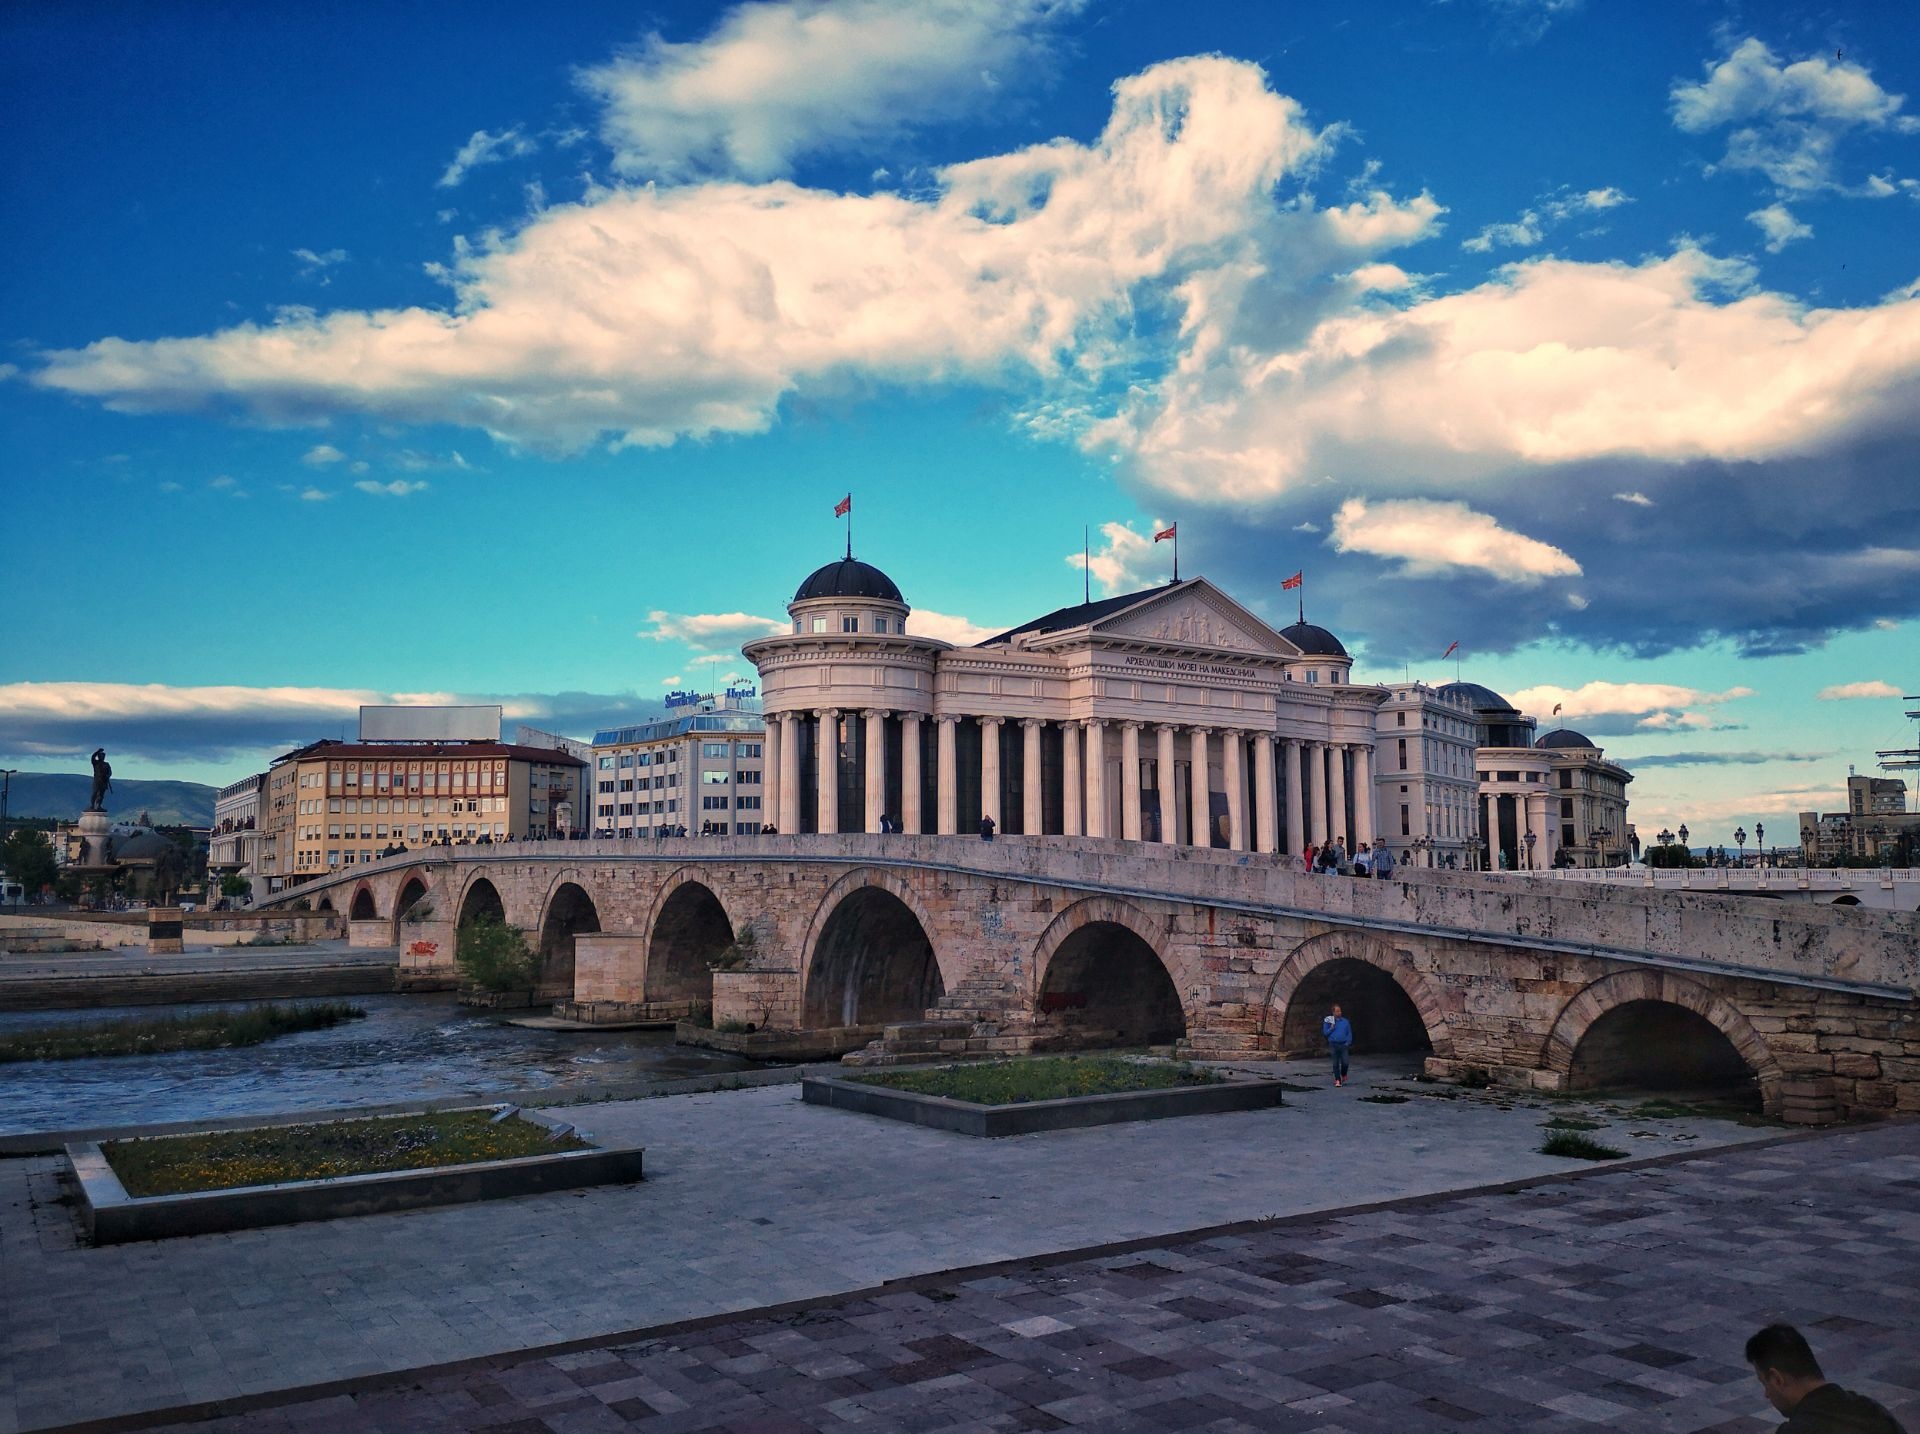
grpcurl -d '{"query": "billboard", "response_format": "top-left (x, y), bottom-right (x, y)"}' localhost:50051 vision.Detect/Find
top-left (359, 705), bottom-right (502, 742)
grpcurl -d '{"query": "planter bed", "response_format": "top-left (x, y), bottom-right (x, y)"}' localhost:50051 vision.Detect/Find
top-left (67, 1106), bottom-right (643, 1245)
top-left (803, 1062), bottom-right (1285, 1137)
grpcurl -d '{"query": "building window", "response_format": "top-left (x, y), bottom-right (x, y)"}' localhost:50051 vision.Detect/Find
top-left (1401, 805), bottom-right (1410, 836)
top-left (810, 617), bottom-right (827, 633)
top-left (736, 743), bottom-right (760, 757)
top-left (737, 795), bottom-right (762, 810)
top-left (1559, 769), bottom-right (1573, 789)
top-left (702, 795), bottom-right (730, 810)
top-left (1560, 798), bottom-right (1574, 817)
top-left (702, 771), bottom-right (729, 784)
top-left (1396, 712), bottom-right (1406, 727)
top-left (841, 616), bottom-right (859, 633)
top-left (1397, 737), bottom-right (1407, 769)
top-left (702, 743), bottom-right (730, 758)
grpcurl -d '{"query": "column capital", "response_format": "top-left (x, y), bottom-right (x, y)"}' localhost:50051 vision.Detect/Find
top-left (1020, 716), bottom-right (1047, 731)
top-left (935, 712), bottom-right (963, 726)
top-left (861, 707), bottom-right (889, 721)
top-left (1188, 723), bottom-right (1213, 737)
top-left (978, 714), bottom-right (1005, 729)
top-left (898, 709), bottom-right (923, 723)
top-left (1118, 719), bottom-right (1144, 734)
top-left (815, 707), bottom-right (839, 720)
top-left (1084, 718), bottom-right (1109, 732)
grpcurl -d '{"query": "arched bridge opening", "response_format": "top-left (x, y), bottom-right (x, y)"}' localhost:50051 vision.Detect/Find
top-left (348, 887), bottom-right (377, 921)
top-left (649, 883), bottom-right (730, 1006)
top-left (1036, 921), bottom-right (1184, 1051)
top-left (457, 877), bottom-right (504, 929)
top-left (537, 883), bottom-right (599, 1001)
top-left (804, 887), bottom-right (943, 1028)
top-left (394, 875), bottom-right (430, 924)
top-left (1278, 958), bottom-right (1433, 1058)
top-left (1567, 999), bottom-right (1761, 1108)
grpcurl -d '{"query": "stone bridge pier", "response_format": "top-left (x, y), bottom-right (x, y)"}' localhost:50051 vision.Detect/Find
top-left (268, 835), bottom-right (1919, 1121)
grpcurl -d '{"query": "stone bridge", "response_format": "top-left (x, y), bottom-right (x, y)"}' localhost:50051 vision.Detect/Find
top-left (266, 834), bottom-right (1920, 1121)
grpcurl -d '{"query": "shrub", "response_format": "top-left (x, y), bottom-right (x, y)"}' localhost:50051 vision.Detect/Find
top-left (1540, 1131), bottom-right (1626, 1160)
top-left (456, 913), bottom-right (537, 992)
top-left (1541, 1115), bottom-right (1604, 1131)
top-left (707, 922), bottom-right (758, 972)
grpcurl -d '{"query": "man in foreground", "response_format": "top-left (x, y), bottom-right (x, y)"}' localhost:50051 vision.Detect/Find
top-left (1745, 1324), bottom-right (1906, 1432)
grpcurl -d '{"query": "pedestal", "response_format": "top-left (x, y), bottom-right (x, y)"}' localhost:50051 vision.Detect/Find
top-left (147, 906), bottom-right (184, 954)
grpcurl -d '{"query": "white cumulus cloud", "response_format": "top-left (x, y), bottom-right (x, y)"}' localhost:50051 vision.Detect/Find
top-left (1330, 497), bottom-right (1580, 585)
top-left (908, 609), bottom-right (999, 646)
top-left (437, 126), bottom-right (538, 188)
top-left (1816, 679), bottom-right (1902, 700)
top-left (354, 479), bottom-right (429, 497)
top-left (1748, 202), bottom-right (1813, 252)
top-left (1509, 681), bottom-right (1754, 717)
top-left (301, 443), bottom-right (346, 466)
top-left (580, 0), bottom-right (1080, 181)
top-left (1461, 185), bottom-right (1629, 252)
top-left (639, 610), bottom-right (787, 649)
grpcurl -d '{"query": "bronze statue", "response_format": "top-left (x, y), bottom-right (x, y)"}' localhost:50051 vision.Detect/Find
top-left (87, 748), bottom-right (112, 812)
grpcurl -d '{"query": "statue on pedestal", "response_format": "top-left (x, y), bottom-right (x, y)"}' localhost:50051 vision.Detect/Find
top-left (87, 749), bottom-right (112, 812)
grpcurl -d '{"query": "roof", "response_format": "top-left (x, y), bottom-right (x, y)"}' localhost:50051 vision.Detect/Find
top-left (1278, 621), bottom-right (1348, 658)
top-left (592, 711), bottom-right (766, 747)
top-left (977, 582), bottom-right (1187, 646)
top-left (273, 740), bottom-right (585, 767)
top-left (1436, 681), bottom-right (1520, 714)
top-left (1536, 727), bottom-right (1598, 750)
top-left (793, 558), bottom-right (903, 603)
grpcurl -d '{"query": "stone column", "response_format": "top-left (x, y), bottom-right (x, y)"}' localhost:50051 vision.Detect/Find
top-left (780, 714), bottom-right (802, 835)
top-left (1284, 740), bottom-right (1305, 857)
top-left (1353, 743), bottom-right (1376, 848)
top-left (1254, 733), bottom-right (1277, 854)
top-left (1120, 723), bottom-right (1143, 841)
top-left (1157, 725), bottom-right (1178, 844)
top-left (763, 717), bottom-right (782, 833)
top-left (1222, 729), bottom-right (1246, 851)
top-left (1189, 726), bottom-right (1211, 848)
top-left (1084, 721), bottom-right (1108, 838)
top-left (901, 714), bottom-right (923, 834)
top-left (1307, 743), bottom-right (1328, 845)
top-left (1062, 721), bottom-right (1083, 836)
top-left (1329, 743), bottom-right (1349, 846)
top-left (979, 717), bottom-right (1003, 831)
top-left (1022, 719), bottom-right (1044, 836)
top-left (1526, 790), bottom-right (1552, 869)
top-left (863, 709), bottom-right (887, 833)
top-left (816, 709), bottom-right (840, 835)
top-left (936, 716), bottom-right (959, 835)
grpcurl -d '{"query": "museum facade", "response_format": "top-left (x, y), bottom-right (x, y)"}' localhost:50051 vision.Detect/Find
top-left (742, 558), bottom-right (1388, 856)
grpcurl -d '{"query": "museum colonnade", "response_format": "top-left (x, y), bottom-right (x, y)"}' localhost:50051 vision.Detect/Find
top-left (759, 710), bottom-right (1373, 855)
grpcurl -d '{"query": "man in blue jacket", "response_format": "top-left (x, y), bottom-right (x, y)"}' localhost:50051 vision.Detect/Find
top-left (1322, 1004), bottom-right (1353, 1087)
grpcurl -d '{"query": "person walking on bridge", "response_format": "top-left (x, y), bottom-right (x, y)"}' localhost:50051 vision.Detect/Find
top-left (1322, 1004), bottom-right (1353, 1087)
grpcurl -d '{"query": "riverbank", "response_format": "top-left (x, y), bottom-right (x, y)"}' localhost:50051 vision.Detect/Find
top-left (0, 942), bottom-right (397, 1011)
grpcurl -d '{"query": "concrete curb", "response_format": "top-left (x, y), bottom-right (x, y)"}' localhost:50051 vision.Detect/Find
top-left (803, 1071), bottom-right (1285, 1135)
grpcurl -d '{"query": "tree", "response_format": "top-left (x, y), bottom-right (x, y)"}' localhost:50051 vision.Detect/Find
top-left (1, 829), bottom-right (58, 896)
top-left (455, 913), bottom-right (537, 993)
top-left (219, 873), bottom-right (252, 901)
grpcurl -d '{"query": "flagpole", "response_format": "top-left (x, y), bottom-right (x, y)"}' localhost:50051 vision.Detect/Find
top-left (1083, 526), bottom-right (1090, 604)
top-left (846, 497), bottom-right (853, 560)
top-left (1173, 526), bottom-right (1179, 584)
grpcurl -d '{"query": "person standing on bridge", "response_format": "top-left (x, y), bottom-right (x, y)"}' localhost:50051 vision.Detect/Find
top-left (1745, 1324), bottom-right (1907, 1432)
top-left (1322, 1004), bottom-right (1353, 1087)
top-left (978, 814), bottom-right (995, 841)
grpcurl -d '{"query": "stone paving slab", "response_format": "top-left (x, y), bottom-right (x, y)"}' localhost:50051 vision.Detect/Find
top-left (144, 1119), bottom-right (1920, 1433)
top-left (0, 1060), bottom-right (1802, 1432)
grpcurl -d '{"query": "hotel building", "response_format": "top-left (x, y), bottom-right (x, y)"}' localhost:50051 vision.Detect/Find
top-left (589, 697), bottom-right (766, 837)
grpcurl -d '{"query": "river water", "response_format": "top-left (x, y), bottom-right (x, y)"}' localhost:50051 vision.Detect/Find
top-left (0, 994), bottom-right (761, 1137)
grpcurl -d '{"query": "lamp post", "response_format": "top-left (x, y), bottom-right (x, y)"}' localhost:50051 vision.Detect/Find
top-left (1801, 823), bottom-right (1816, 868)
top-left (1524, 828), bottom-right (1537, 871)
top-left (1677, 823), bottom-right (1689, 855)
top-left (1592, 825), bottom-right (1612, 868)
top-left (0, 768), bottom-right (14, 911)
top-left (1754, 821), bottom-right (1765, 867)
top-left (1734, 826), bottom-right (1747, 866)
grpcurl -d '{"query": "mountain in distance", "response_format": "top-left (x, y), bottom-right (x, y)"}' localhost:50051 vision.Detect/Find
top-left (2, 772), bottom-right (218, 827)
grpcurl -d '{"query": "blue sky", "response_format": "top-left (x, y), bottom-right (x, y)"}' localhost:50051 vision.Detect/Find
top-left (2, 0), bottom-right (1916, 846)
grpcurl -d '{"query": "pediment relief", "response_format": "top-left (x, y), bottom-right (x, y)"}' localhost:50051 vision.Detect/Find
top-left (1095, 587), bottom-right (1288, 657)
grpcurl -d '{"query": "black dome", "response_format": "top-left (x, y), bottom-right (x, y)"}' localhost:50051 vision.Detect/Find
top-left (1437, 681), bottom-right (1519, 715)
top-left (1281, 621), bottom-right (1349, 658)
top-left (1536, 727), bottom-right (1596, 750)
top-left (793, 558), bottom-right (903, 604)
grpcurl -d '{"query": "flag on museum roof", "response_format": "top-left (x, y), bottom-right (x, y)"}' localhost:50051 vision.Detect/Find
top-left (1281, 571), bottom-right (1303, 590)
top-left (1153, 522), bottom-right (1176, 542)
top-left (1442, 640), bottom-right (1460, 659)
top-left (1553, 702), bottom-right (1563, 716)
top-left (833, 494), bottom-right (851, 517)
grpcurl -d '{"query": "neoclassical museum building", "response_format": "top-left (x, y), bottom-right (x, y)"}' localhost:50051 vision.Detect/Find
top-left (742, 557), bottom-right (1386, 856)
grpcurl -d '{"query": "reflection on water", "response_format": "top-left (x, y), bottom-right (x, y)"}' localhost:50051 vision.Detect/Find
top-left (0, 994), bottom-right (759, 1136)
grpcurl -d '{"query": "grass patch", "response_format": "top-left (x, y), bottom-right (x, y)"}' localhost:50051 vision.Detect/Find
top-left (104, 1108), bottom-right (586, 1197)
top-left (1540, 1131), bottom-right (1627, 1161)
top-left (1541, 1116), bottom-right (1605, 1131)
top-left (850, 1056), bottom-right (1220, 1106)
top-left (0, 1002), bottom-right (365, 1064)
top-left (1359, 1094), bottom-right (1410, 1104)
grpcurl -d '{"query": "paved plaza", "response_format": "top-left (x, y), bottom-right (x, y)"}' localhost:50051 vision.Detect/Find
top-left (0, 1064), bottom-right (1912, 1432)
top-left (152, 1118), bottom-right (1920, 1434)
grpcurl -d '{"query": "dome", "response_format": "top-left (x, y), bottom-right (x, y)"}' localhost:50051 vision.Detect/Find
top-left (1280, 621), bottom-right (1348, 658)
top-left (1536, 727), bottom-right (1597, 750)
top-left (793, 558), bottom-right (903, 604)
top-left (1437, 681), bottom-right (1519, 715)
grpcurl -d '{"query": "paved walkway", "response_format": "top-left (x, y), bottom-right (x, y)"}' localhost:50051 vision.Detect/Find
top-left (151, 1118), bottom-right (1920, 1434)
top-left (0, 1061), bottom-right (1797, 1432)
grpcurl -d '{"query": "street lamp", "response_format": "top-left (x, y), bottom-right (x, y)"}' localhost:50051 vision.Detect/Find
top-left (1734, 826), bottom-right (1747, 866)
top-left (1801, 823), bottom-right (1816, 868)
top-left (1524, 828), bottom-right (1537, 870)
top-left (1677, 823), bottom-right (1690, 853)
top-left (1658, 827), bottom-right (1673, 847)
top-left (1754, 821), bottom-right (1765, 866)
top-left (0, 768), bottom-right (13, 910)
top-left (1592, 825), bottom-right (1612, 867)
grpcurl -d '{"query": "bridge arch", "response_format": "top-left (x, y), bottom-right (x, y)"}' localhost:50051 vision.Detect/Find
top-left (348, 883), bottom-right (377, 921)
top-left (1542, 970), bottom-right (1779, 1106)
top-left (391, 871), bottom-right (435, 943)
top-left (1031, 897), bottom-right (1189, 1050)
top-left (800, 868), bottom-right (947, 1028)
top-left (455, 873), bottom-right (506, 930)
top-left (1258, 931), bottom-right (1452, 1059)
top-left (536, 878), bottom-right (601, 1000)
top-left (644, 868), bottom-right (737, 1007)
